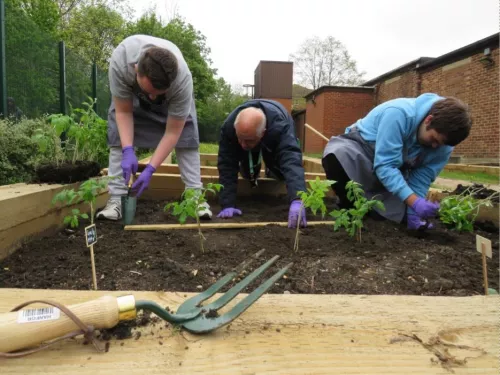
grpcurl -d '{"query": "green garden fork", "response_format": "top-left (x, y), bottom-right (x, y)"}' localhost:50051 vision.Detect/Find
top-left (0, 250), bottom-right (292, 357)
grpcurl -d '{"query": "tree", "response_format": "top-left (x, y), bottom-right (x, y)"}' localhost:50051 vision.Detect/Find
top-left (18, 0), bottom-right (60, 36)
top-left (197, 77), bottom-right (248, 142)
top-left (289, 36), bottom-right (365, 89)
top-left (63, 3), bottom-right (125, 67)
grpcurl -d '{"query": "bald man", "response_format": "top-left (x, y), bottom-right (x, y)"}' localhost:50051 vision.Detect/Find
top-left (216, 99), bottom-right (307, 228)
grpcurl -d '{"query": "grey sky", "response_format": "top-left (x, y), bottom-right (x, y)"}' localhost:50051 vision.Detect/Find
top-left (128, 0), bottom-right (499, 89)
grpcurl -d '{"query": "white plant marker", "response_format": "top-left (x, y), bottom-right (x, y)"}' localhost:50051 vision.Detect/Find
top-left (476, 235), bottom-right (492, 295)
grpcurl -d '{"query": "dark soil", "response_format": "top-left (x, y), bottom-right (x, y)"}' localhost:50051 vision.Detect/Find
top-left (449, 183), bottom-right (499, 203)
top-left (34, 160), bottom-right (101, 184)
top-left (0, 196), bottom-right (498, 297)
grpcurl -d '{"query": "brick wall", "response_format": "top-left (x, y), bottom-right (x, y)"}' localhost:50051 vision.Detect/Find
top-left (304, 88), bottom-right (374, 154)
top-left (323, 91), bottom-right (374, 137)
top-left (375, 70), bottom-right (419, 103)
top-left (304, 93), bottom-right (326, 153)
top-left (420, 49), bottom-right (499, 159)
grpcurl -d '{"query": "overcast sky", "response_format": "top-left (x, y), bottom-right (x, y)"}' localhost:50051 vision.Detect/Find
top-left (127, 0), bottom-right (499, 89)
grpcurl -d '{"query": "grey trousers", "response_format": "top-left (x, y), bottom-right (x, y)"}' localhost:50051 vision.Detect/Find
top-left (107, 147), bottom-right (203, 198)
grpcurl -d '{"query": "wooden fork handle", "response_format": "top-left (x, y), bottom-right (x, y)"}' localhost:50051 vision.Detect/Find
top-left (0, 295), bottom-right (136, 354)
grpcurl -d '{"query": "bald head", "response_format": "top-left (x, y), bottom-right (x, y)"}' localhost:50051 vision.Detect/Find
top-left (234, 107), bottom-right (266, 150)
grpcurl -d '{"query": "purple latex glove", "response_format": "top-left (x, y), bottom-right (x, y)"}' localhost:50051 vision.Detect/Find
top-left (131, 164), bottom-right (156, 197)
top-left (217, 208), bottom-right (243, 219)
top-left (288, 200), bottom-right (307, 229)
top-left (407, 214), bottom-right (434, 230)
top-left (121, 146), bottom-right (138, 185)
top-left (411, 197), bottom-right (440, 218)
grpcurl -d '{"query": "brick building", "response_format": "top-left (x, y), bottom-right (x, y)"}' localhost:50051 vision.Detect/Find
top-left (254, 61), bottom-right (293, 113)
top-left (296, 33), bottom-right (499, 163)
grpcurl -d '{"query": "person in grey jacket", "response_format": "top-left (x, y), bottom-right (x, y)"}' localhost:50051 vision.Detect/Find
top-left (96, 34), bottom-right (211, 221)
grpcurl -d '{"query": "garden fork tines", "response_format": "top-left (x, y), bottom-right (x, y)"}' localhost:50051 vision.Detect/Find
top-left (174, 250), bottom-right (292, 333)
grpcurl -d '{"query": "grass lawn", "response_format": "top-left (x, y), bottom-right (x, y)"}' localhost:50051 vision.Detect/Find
top-left (199, 143), bottom-right (219, 154)
top-left (438, 170), bottom-right (499, 185)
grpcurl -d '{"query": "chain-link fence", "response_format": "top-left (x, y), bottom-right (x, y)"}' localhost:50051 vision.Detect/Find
top-left (5, 0), bottom-right (59, 119)
top-left (4, 0), bottom-right (111, 120)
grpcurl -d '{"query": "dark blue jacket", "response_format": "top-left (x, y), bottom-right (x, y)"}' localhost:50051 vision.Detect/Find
top-left (217, 99), bottom-right (306, 208)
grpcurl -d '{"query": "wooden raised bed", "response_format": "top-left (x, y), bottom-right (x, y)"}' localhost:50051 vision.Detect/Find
top-left (443, 163), bottom-right (499, 177)
top-left (0, 182), bottom-right (108, 260)
top-left (0, 155), bottom-right (499, 374)
top-left (0, 289), bottom-right (498, 374)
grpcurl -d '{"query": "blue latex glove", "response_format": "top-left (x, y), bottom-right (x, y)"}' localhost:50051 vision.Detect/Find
top-left (407, 214), bottom-right (434, 230)
top-left (288, 200), bottom-right (307, 228)
top-left (121, 146), bottom-right (138, 185)
top-left (217, 208), bottom-right (242, 219)
top-left (411, 197), bottom-right (440, 218)
top-left (131, 164), bottom-right (156, 197)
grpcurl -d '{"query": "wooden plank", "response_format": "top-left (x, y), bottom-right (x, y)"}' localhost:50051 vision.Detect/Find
top-left (303, 156), bottom-right (324, 173)
top-left (138, 153), bottom-right (171, 164)
top-left (0, 193), bottom-right (108, 260)
top-left (133, 164), bottom-right (327, 180)
top-left (0, 289), bottom-right (497, 374)
top-left (124, 221), bottom-right (333, 231)
top-left (444, 163), bottom-right (500, 177)
top-left (0, 182), bottom-right (83, 232)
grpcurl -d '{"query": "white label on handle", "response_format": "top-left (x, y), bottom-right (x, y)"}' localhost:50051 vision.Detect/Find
top-left (17, 307), bottom-right (61, 323)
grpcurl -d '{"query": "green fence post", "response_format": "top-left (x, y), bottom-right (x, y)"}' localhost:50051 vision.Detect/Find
top-left (0, 0), bottom-right (7, 118)
top-left (59, 41), bottom-right (67, 115)
top-left (92, 61), bottom-right (97, 113)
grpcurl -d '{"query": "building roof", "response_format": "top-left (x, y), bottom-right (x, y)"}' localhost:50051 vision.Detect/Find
top-left (304, 85), bottom-right (375, 100)
top-left (362, 58), bottom-right (433, 86)
top-left (362, 33), bottom-right (499, 85)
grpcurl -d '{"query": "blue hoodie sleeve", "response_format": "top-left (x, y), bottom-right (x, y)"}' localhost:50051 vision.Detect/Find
top-left (373, 108), bottom-right (414, 201)
top-left (406, 148), bottom-right (452, 213)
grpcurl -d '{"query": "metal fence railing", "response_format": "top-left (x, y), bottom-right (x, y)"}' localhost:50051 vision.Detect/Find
top-left (1, 0), bottom-right (111, 120)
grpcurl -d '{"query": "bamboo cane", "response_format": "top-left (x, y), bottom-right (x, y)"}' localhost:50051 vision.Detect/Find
top-left (124, 221), bottom-right (334, 231)
top-left (304, 123), bottom-right (330, 142)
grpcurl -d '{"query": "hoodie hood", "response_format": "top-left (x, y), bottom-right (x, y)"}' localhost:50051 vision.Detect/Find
top-left (413, 93), bottom-right (444, 127)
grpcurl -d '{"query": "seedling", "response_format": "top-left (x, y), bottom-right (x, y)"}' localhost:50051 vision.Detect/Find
top-left (329, 181), bottom-right (385, 242)
top-left (165, 183), bottom-right (223, 252)
top-left (52, 176), bottom-right (111, 290)
top-left (293, 177), bottom-right (336, 252)
top-left (52, 177), bottom-right (111, 228)
top-left (438, 186), bottom-right (499, 232)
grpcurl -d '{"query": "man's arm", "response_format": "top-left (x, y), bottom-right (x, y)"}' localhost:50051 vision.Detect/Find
top-left (217, 122), bottom-right (240, 208)
top-left (405, 148), bottom-right (452, 209)
top-left (148, 116), bottom-right (185, 169)
top-left (275, 118), bottom-right (307, 201)
top-left (113, 97), bottom-right (134, 147)
top-left (373, 108), bottom-right (414, 203)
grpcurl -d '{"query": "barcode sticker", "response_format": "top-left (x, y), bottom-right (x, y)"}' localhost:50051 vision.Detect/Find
top-left (17, 307), bottom-right (60, 323)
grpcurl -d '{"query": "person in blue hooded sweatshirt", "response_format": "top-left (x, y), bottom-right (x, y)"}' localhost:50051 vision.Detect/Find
top-left (321, 93), bottom-right (472, 230)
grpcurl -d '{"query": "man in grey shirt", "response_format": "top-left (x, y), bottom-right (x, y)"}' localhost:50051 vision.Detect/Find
top-left (96, 34), bottom-right (212, 220)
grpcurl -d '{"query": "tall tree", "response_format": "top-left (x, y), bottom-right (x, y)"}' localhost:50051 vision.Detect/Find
top-left (289, 36), bottom-right (365, 89)
top-left (18, 0), bottom-right (60, 35)
top-left (63, 3), bottom-right (125, 67)
top-left (197, 78), bottom-right (248, 142)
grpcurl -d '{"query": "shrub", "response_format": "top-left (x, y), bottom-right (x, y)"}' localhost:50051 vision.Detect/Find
top-left (0, 117), bottom-right (61, 185)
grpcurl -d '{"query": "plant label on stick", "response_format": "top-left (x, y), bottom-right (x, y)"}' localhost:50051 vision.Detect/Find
top-left (476, 235), bottom-right (492, 259)
top-left (85, 224), bottom-right (97, 247)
